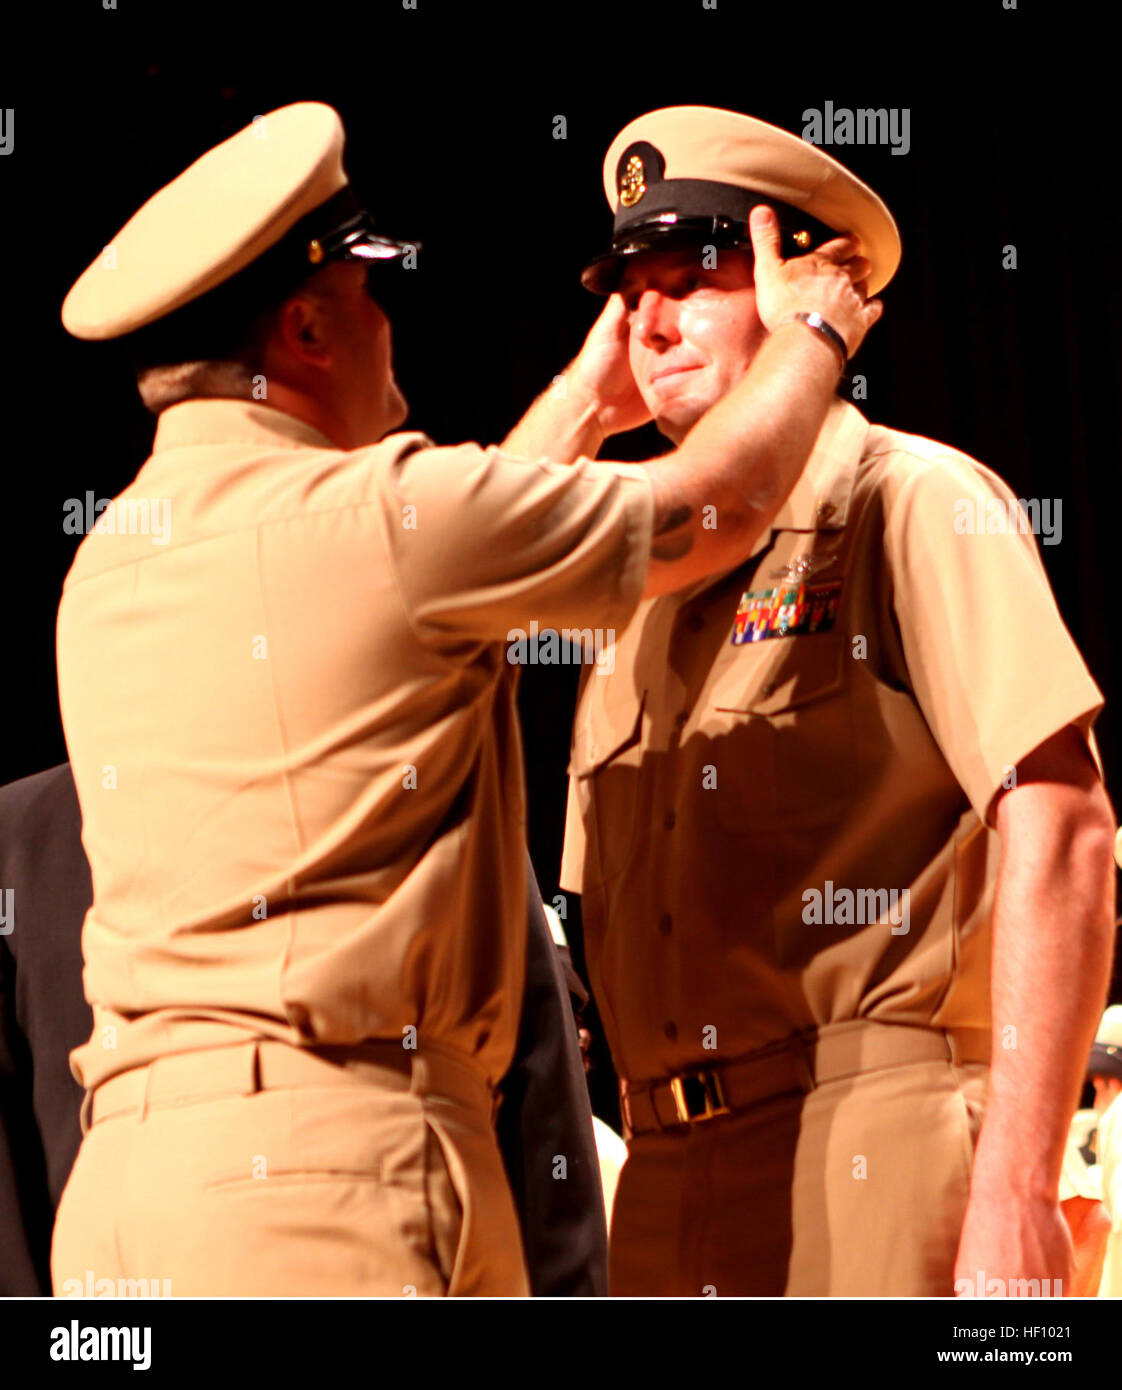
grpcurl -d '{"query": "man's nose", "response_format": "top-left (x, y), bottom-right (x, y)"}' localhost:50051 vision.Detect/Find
top-left (631, 289), bottom-right (680, 347)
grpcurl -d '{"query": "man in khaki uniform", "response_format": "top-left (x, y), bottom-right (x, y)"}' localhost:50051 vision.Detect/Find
top-left (557, 106), bottom-right (1117, 1296)
top-left (49, 103), bottom-right (879, 1295)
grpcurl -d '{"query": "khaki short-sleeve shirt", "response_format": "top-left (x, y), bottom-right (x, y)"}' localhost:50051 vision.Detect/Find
top-left (561, 400), bottom-right (1103, 1083)
top-left (58, 400), bottom-right (653, 1092)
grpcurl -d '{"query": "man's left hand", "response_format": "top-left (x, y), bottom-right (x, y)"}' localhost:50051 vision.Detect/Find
top-left (954, 1183), bottom-right (1074, 1297)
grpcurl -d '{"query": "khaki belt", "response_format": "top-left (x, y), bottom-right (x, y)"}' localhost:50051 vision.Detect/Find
top-left (620, 1021), bottom-right (991, 1138)
top-left (82, 1038), bottom-right (496, 1131)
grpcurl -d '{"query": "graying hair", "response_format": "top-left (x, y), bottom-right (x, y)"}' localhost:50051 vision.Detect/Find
top-left (135, 357), bottom-right (259, 414)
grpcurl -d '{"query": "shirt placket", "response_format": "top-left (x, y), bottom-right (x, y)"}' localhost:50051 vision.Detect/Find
top-left (643, 586), bottom-right (738, 1053)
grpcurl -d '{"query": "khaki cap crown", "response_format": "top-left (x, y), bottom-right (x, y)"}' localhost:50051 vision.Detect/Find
top-left (584, 105), bottom-right (902, 296)
top-left (63, 102), bottom-right (352, 341)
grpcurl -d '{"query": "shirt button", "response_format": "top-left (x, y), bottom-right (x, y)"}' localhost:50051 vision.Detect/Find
top-left (673, 711), bottom-right (688, 730)
top-left (663, 809), bottom-right (676, 830)
top-left (658, 913), bottom-right (672, 936)
top-left (686, 613), bottom-right (703, 633)
top-left (663, 1021), bottom-right (678, 1043)
top-left (760, 680), bottom-right (776, 697)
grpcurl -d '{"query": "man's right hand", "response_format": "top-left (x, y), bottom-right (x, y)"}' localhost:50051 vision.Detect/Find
top-left (749, 205), bottom-right (882, 360)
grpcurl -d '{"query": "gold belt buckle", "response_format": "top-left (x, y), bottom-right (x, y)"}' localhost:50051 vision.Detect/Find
top-left (669, 1069), bottom-right (730, 1125)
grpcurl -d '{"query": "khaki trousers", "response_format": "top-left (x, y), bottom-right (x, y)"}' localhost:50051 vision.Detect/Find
top-left (609, 1051), bottom-right (988, 1296)
top-left (51, 1040), bottom-right (529, 1297)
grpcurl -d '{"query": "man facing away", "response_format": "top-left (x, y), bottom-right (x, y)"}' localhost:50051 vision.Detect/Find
top-left (0, 761), bottom-right (608, 1296)
top-left (50, 102), bottom-right (878, 1295)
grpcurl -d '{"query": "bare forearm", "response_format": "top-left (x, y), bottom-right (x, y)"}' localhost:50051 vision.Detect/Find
top-left (975, 791), bottom-right (1115, 1197)
top-left (501, 373), bottom-right (605, 464)
top-left (500, 321), bottom-right (843, 595)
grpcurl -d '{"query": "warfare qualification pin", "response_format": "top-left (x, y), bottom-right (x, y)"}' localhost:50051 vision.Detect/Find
top-left (770, 554), bottom-right (827, 582)
top-left (619, 155), bottom-right (646, 208)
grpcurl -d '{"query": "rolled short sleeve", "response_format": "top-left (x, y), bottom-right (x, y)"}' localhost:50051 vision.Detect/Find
top-left (883, 449), bottom-right (1104, 826)
top-left (381, 442), bottom-right (654, 649)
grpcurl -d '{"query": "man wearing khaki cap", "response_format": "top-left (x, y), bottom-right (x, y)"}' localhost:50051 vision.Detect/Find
top-left (554, 105), bottom-right (1117, 1296)
top-left (50, 102), bottom-right (878, 1295)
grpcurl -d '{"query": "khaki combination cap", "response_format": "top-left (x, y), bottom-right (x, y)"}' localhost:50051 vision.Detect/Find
top-left (62, 102), bottom-right (416, 341)
top-left (582, 105), bottom-right (902, 296)
top-left (1089, 1005), bottom-right (1122, 1082)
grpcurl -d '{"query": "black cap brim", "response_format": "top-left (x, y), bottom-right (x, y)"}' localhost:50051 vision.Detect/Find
top-left (336, 230), bottom-right (419, 264)
top-left (581, 223), bottom-right (754, 295)
top-left (1087, 1042), bottom-right (1122, 1081)
top-left (580, 199), bottom-right (838, 295)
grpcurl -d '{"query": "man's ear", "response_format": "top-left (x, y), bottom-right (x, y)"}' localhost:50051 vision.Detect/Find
top-left (275, 293), bottom-right (332, 367)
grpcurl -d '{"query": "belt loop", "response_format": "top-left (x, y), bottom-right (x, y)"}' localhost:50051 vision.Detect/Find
top-left (250, 1040), bottom-right (263, 1095)
top-left (79, 1088), bottom-right (94, 1135)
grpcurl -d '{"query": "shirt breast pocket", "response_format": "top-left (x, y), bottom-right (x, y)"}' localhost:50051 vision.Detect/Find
top-left (708, 633), bottom-right (854, 831)
top-left (568, 688), bottom-right (646, 885)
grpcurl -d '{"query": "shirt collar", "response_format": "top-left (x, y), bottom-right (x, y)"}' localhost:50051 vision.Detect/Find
top-left (763, 396), bottom-right (870, 540)
top-left (151, 399), bottom-right (339, 455)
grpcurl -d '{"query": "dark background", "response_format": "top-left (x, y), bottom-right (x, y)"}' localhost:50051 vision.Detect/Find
top-left (2, 1), bottom-right (1118, 1121)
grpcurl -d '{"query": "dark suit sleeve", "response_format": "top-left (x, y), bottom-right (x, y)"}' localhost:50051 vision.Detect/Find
top-left (495, 853), bottom-right (608, 1296)
top-left (0, 933), bottom-right (53, 1294)
top-left (0, 764), bottom-right (93, 1297)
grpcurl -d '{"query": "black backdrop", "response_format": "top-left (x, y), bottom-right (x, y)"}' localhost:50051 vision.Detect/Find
top-left (2, 1), bottom-right (1119, 1121)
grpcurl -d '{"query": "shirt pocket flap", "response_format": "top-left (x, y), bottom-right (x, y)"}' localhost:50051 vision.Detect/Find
top-left (568, 689), bottom-right (646, 776)
top-left (713, 633), bottom-right (845, 715)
